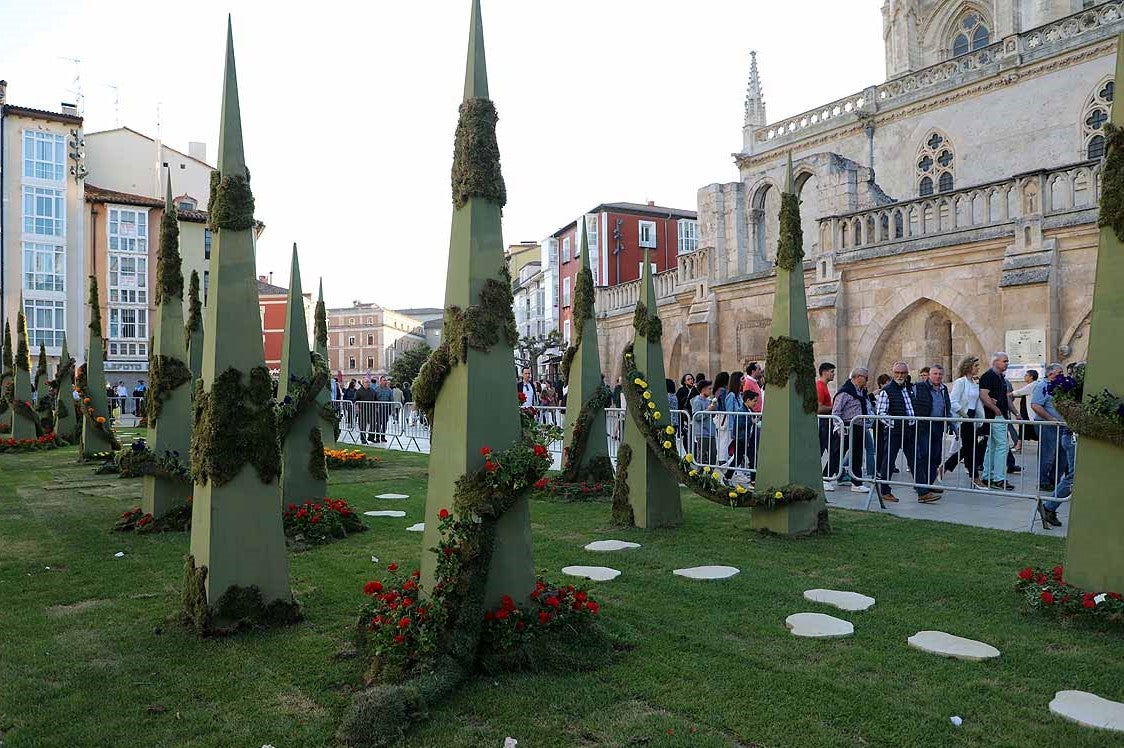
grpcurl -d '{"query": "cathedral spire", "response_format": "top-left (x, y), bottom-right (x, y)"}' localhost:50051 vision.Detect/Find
top-left (744, 50), bottom-right (767, 127)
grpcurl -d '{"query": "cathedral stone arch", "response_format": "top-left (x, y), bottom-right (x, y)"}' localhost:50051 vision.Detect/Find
top-left (1059, 310), bottom-right (1092, 363)
top-left (751, 180), bottom-right (781, 263)
top-left (920, 1), bottom-right (994, 63)
top-left (1081, 77), bottom-right (1113, 161)
top-left (668, 333), bottom-right (684, 381)
top-left (794, 170), bottom-right (822, 256)
top-left (916, 129), bottom-right (956, 197)
top-left (856, 287), bottom-right (986, 377)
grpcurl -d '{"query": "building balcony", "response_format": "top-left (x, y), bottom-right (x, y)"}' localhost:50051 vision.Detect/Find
top-left (594, 247), bottom-right (711, 317)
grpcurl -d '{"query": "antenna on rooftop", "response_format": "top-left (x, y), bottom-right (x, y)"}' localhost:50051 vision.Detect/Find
top-left (58, 56), bottom-right (83, 114)
top-left (106, 83), bottom-right (120, 126)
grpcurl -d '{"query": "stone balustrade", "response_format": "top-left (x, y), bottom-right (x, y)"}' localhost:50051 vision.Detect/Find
top-left (752, 1), bottom-right (1123, 151)
top-left (594, 247), bottom-right (710, 316)
top-left (820, 160), bottom-right (1101, 254)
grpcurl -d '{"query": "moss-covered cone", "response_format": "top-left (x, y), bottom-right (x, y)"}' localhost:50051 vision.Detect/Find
top-left (53, 335), bottom-right (76, 440)
top-left (313, 278), bottom-right (337, 447)
top-left (11, 305), bottom-right (37, 440)
top-left (185, 269), bottom-right (204, 383)
top-left (80, 276), bottom-right (117, 456)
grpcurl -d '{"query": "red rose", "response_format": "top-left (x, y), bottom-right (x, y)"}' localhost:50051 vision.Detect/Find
top-left (1035, 574), bottom-right (1047, 585)
top-left (438, 508), bottom-right (450, 519)
top-left (393, 634), bottom-right (405, 645)
top-left (1017, 567), bottom-right (1034, 581)
top-left (1053, 565), bottom-right (1064, 580)
top-left (411, 569), bottom-right (420, 578)
top-left (484, 461), bottom-right (498, 472)
top-left (575, 591), bottom-right (587, 603)
top-left (388, 563), bottom-right (398, 572)
top-left (1083, 598), bottom-right (1096, 609)
top-left (364, 580), bottom-right (383, 596)
top-left (402, 597), bottom-right (414, 607)
top-left (1040, 591), bottom-right (1055, 605)
top-left (538, 611), bottom-right (552, 625)
top-left (533, 477), bottom-right (549, 489)
top-left (517, 392), bottom-right (527, 404)
top-left (545, 596), bottom-right (560, 609)
top-left (310, 515), bottom-right (321, 524)
top-left (495, 609), bottom-right (510, 620)
top-left (586, 601), bottom-right (600, 614)
top-left (500, 594), bottom-right (516, 612)
top-left (398, 616), bottom-right (411, 629)
top-left (403, 579), bottom-right (417, 591)
top-left (533, 444), bottom-right (548, 458)
top-left (480, 446), bottom-right (493, 456)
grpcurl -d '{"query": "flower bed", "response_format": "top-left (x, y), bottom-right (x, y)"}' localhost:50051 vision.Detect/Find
top-left (283, 498), bottom-right (366, 545)
top-left (324, 448), bottom-right (381, 469)
top-left (113, 439), bottom-right (192, 482)
top-left (113, 500), bottom-right (192, 533)
top-left (0, 432), bottom-right (63, 454)
top-left (530, 477), bottom-right (609, 502)
top-left (1016, 565), bottom-right (1124, 624)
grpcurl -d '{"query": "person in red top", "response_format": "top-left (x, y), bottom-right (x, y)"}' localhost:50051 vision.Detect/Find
top-left (743, 362), bottom-right (764, 413)
top-left (817, 362), bottom-right (837, 490)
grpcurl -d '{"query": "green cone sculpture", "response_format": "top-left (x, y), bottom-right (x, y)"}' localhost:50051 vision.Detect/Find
top-left (34, 344), bottom-right (48, 399)
top-left (313, 279), bottom-right (337, 447)
top-left (562, 219), bottom-right (612, 483)
top-left (278, 244), bottom-right (328, 506)
top-left (185, 269), bottom-right (204, 385)
top-left (1065, 34), bottom-right (1124, 592)
top-left (81, 277), bottom-right (118, 456)
top-left (419, 0), bottom-right (533, 607)
top-left (11, 299), bottom-right (37, 440)
top-left (143, 174), bottom-right (194, 517)
top-left (53, 334), bottom-right (76, 440)
top-left (751, 155), bottom-right (828, 535)
top-left (185, 18), bottom-right (294, 625)
top-left (621, 252), bottom-right (682, 528)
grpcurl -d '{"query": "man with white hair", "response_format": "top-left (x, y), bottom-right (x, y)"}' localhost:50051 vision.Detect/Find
top-left (978, 352), bottom-right (1014, 490)
top-left (912, 364), bottom-right (952, 502)
top-left (1030, 362), bottom-right (1070, 528)
top-left (874, 361), bottom-right (917, 503)
top-left (831, 366), bottom-right (874, 492)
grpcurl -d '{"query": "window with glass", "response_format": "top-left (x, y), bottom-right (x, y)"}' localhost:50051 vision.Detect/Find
top-left (23, 298), bottom-right (65, 348)
top-left (349, 357), bottom-right (356, 369)
top-left (108, 208), bottom-right (148, 252)
top-left (677, 219), bottom-right (699, 254)
top-left (586, 216), bottom-right (599, 257)
top-left (204, 228), bottom-right (213, 260)
top-left (108, 308), bottom-right (148, 358)
top-left (108, 255), bottom-right (148, 304)
top-left (562, 237), bottom-right (571, 263)
top-left (1082, 78), bottom-right (1114, 161)
top-left (203, 270), bottom-right (210, 304)
top-left (562, 276), bottom-right (571, 307)
top-left (951, 12), bottom-right (990, 57)
top-left (638, 220), bottom-right (657, 248)
top-left (917, 131), bottom-right (955, 196)
top-left (23, 130), bottom-right (66, 181)
top-left (22, 187), bottom-right (65, 236)
top-left (22, 242), bottom-right (65, 292)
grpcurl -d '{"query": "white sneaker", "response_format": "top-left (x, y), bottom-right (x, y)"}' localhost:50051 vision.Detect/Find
top-left (823, 481), bottom-right (837, 492)
top-left (851, 484), bottom-right (869, 493)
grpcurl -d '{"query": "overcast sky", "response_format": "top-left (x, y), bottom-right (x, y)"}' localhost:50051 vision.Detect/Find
top-left (1, 0), bottom-right (884, 309)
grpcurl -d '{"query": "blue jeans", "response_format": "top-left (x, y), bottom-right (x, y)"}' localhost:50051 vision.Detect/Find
top-left (982, 418), bottom-right (1009, 482)
top-left (1042, 429), bottom-right (1074, 511)
top-left (1038, 422), bottom-right (1061, 488)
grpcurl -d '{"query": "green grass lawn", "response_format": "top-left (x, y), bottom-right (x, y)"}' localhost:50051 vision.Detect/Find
top-left (1, 446), bottom-right (1121, 747)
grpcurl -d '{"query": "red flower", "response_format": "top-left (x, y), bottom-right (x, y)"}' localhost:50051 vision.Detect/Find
top-left (1040, 591), bottom-right (1055, 605)
top-left (572, 601), bottom-right (584, 611)
top-left (515, 620), bottom-right (526, 632)
top-left (1053, 565), bottom-right (1065, 581)
top-left (403, 579), bottom-right (417, 591)
top-left (398, 616), bottom-right (411, 629)
top-left (310, 514), bottom-right (321, 524)
top-left (533, 477), bottom-right (549, 489)
top-left (411, 569), bottom-right (420, 578)
top-left (538, 611), bottom-right (553, 625)
top-left (1018, 567), bottom-right (1034, 581)
top-left (364, 580), bottom-right (383, 596)
top-left (1110, 592), bottom-right (1123, 601)
top-left (495, 609), bottom-right (510, 620)
top-left (500, 594), bottom-right (516, 612)
top-left (296, 508), bottom-right (308, 519)
top-left (545, 596), bottom-right (560, 609)
top-left (484, 461), bottom-right (498, 473)
top-left (393, 634), bottom-right (405, 645)
top-left (1035, 573), bottom-right (1047, 585)
top-left (402, 597), bottom-right (414, 607)
top-left (586, 601), bottom-right (600, 614)
top-left (1083, 598), bottom-right (1096, 609)
top-left (480, 446), bottom-right (493, 456)
top-left (438, 508), bottom-right (450, 520)
top-left (388, 562), bottom-right (399, 572)
top-left (443, 546), bottom-right (457, 557)
top-left (575, 591), bottom-right (587, 602)
top-left (517, 392), bottom-right (527, 404)
top-left (532, 444), bottom-right (548, 458)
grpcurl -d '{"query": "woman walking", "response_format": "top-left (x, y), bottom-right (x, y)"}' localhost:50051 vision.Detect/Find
top-left (946, 355), bottom-right (987, 487)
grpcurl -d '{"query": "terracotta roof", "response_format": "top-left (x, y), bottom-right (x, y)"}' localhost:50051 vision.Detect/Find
top-left (2, 103), bottom-right (82, 125)
top-left (256, 279), bottom-right (288, 295)
top-left (549, 201), bottom-right (697, 238)
top-left (85, 184), bottom-right (163, 208)
top-left (178, 208), bottom-right (208, 223)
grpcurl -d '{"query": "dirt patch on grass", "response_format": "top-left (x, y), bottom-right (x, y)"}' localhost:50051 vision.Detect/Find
top-left (0, 536), bottom-right (42, 561)
top-left (46, 598), bottom-right (112, 617)
top-left (276, 688), bottom-right (327, 719)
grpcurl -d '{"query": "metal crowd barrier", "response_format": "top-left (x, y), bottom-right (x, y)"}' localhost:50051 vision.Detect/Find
top-left (685, 410), bottom-right (845, 481)
top-left (851, 413), bottom-right (1073, 530)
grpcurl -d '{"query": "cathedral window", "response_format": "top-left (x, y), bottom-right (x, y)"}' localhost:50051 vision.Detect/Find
top-left (1082, 79), bottom-right (1113, 161)
top-left (917, 132), bottom-right (955, 197)
top-left (951, 11), bottom-right (990, 57)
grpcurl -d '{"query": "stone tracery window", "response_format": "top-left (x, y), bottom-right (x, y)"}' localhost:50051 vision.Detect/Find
top-left (917, 131), bottom-right (955, 197)
top-left (951, 11), bottom-right (990, 57)
top-left (1082, 78), bottom-right (1114, 161)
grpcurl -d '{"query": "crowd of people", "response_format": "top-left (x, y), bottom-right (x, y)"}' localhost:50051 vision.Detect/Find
top-left (337, 375), bottom-right (410, 444)
top-left (669, 353), bottom-right (1075, 530)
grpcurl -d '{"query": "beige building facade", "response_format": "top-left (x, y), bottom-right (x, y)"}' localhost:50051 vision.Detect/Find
top-left (327, 303), bottom-right (428, 380)
top-left (594, 0), bottom-right (1119, 385)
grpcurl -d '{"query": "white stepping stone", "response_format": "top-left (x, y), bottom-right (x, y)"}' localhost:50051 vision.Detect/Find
top-left (376, 493), bottom-right (409, 500)
top-left (907, 631), bottom-right (1000, 661)
top-left (785, 612), bottom-right (854, 638)
top-left (405, 523), bottom-right (425, 532)
top-left (562, 565), bottom-right (620, 581)
top-left (673, 565), bottom-right (739, 580)
top-left (1049, 690), bottom-right (1124, 732)
top-left (363, 510), bottom-right (406, 518)
top-left (803, 589), bottom-right (876, 612)
top-left (584, 540), bottom-right (641, 552)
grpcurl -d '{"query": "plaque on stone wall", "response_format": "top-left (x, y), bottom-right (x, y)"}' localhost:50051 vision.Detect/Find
top-left (1005, 328), bottom-right (1045, 375)
top-left (736, 318), bottom-right (770, 363)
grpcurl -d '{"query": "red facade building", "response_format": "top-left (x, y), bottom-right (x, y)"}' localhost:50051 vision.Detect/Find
top-left (257, 276), bottom-right (290, 372)
top-left (554, 202), bottom-right (697, 344)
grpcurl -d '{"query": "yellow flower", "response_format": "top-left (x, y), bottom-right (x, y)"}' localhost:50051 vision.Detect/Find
top-left (662, 440), bottom-right (673, 449)
top-left (728, 491), bottom-right (737, 499)
top-left (642, 391), bottom-right (652, 401)
top-left (736, 485), bottom-right (747, 494)
top-left (684, 453), bottom-right (694, 464)
top-left (653, 412), bottom-right (661, 420)
top-left (664, 426), bottom-right (675, 435)
top-left (774, 491), bottom-right (783, 499)
top-left (647, 402), bottom-right (655, 410)
top-left (633, 378), bottom-right (644, 386)
top-left (703, 466), bottom-right (711, 474)
top-left (689, 469), bottom-right (698, 477)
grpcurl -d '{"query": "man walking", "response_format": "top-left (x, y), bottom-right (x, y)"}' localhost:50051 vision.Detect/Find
top-left (978, 352), bottom-right (1014, 490)
top-left (516, 367), bottom-right (536, 407)
top-left (1031, 363), bottom-right (1070, 528)
top-left (912, 364), bottom-right (952, 502)
top-left (354, 377), bottom-right (376, 444)
top-left (874, 362), bottom-right (917, 503)
top-left (817, 362), bottom-right (837, 490)
top-left (831, 367), bottom-right (874, 492)
top-left (373, 375), bottom-right (394, 443)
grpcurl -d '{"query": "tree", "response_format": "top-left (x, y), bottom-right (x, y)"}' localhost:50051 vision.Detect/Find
top-left (390, 343), bottom-right (432, 388)
top-left (515, 330), bottom-right (562, 376)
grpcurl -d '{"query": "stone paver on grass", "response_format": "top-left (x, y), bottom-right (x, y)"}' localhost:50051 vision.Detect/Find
top-left (785, 612), bottom-right (854, 638)
top-left (363, 510), bottom-right (406, 518)
top-left (803, 589), bottom-right (876, 612)
top-left (1049, 690), bottom-right (1124, 732)
top-left (376, 493), bottom-right (409, 500)
top-left (584, 540), bottom-right (641, 552)
top-left (561, 566), bottom-right (621, 581)
top-left (907, 631), bottom-right (1000, 661)
top-left (673, 566), bottom-right (739, 580)
top-left (405, 523), bottom-right (425, 532)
